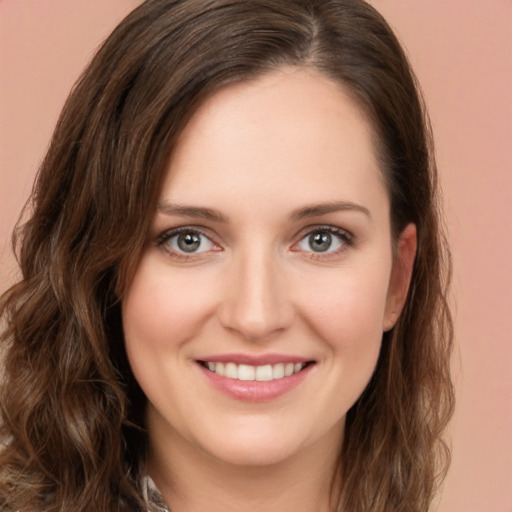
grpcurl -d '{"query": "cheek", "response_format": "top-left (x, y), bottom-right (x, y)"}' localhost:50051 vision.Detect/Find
top-left (321, 267), bottom-right (389, 381)
top-left (122, 257), bottom-right (217, 349)
top-left (121, 257), bottom-right (220, 414)
top-left (295, 260), bottom-right (391, 354)
top-left (286, 261), bottom-right (392, 430)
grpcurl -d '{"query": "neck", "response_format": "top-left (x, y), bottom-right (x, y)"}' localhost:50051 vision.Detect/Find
top-left (147, 421), bottom-right (343, 512)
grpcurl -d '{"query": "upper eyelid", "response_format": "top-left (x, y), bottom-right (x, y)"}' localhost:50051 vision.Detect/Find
top-left (156, 225), bottom-right (216, 243)
top-left (291, 224), bottom-right (355, 255)
top-left (156, 227), bottom-right (220, 260)
top-left (293, 224), bottom-right (353, 242)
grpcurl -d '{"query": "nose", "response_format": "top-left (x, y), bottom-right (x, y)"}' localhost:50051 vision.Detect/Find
top-left (218, 246), bottom-right (294, 342)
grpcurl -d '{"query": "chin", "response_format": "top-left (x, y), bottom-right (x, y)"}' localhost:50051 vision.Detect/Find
top-left (191, 416), bottom-right (339, 468)
top-left (203, 437), bottom-right (303, 467)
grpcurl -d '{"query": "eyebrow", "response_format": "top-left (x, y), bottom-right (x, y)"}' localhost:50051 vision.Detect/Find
top-left (157, 200), bottom-right (371, 223)
top-left (289, 201), bottom-right (372, 221)
top-left (157, 202), bottom-right (229, 222)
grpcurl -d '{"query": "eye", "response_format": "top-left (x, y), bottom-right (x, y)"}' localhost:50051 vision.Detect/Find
top-left (157, 228), bottom-right (218, 257)
top-left (294, 227), bottom-right (353, 255)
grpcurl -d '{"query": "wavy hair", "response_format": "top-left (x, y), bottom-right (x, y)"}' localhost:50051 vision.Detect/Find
top-left (0, 0), bottom-right (454, 510)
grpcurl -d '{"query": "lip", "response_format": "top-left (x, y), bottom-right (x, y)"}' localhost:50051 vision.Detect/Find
top-left (195, 354), bottom-right (315, 402)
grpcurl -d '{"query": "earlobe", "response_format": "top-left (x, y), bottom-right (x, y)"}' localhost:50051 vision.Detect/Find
top-left (383, 223), bottom-right (417, 332)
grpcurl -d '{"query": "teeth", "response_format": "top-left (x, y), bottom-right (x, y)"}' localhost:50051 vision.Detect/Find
top-left (225, 362), bottom-right (237, 379)
top-left (215, 362), bottom-right (225, 377)
top-left (284, 363), bottom-right (294, 377)
top-left (272, 363), bottom-right (285, 379)
top-left (238, 364), bottom-right (255, 381)
top-left (255, 365), bottom-right (273, 381)
top-left (204, 361), bottom-right (307, 381)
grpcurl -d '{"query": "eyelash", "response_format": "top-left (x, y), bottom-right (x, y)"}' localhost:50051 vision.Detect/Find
top-left (293, 225), bottom-right (355, 260)
top-left (155, 226), bottom-right (219, 261)
top-left (155, 225), bottom-right (355, 261)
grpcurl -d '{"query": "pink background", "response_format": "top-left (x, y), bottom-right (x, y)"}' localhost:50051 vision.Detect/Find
top-left (1, 1), bottom-right (511, 510)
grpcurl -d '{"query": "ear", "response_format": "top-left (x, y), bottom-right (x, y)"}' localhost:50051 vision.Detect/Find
top-left (383, 223), bottom-right (417, 332)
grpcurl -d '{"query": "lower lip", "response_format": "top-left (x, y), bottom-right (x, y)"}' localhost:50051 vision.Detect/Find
top-left (197, 363), bottom-right (314, 402)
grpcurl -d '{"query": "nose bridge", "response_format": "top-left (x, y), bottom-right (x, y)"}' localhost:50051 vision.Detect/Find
top-left (219, 240), bottom-right (292, 341)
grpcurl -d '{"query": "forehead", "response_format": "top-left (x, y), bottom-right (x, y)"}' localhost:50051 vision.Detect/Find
top-left (160, 67), bottom-right (387, 221)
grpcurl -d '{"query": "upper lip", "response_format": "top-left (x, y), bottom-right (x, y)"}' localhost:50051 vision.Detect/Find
top-left (196, 353), bottom-right (314, 366)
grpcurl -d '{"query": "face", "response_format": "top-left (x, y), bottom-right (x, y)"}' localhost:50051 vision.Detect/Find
top-left (122, 67), bottom-right (416, 468)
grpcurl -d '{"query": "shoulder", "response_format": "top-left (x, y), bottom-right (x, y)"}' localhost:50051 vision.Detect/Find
top-left (143, 475), bottom-right (170, 512)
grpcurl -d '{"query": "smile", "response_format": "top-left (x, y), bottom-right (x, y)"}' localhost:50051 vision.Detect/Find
top-left (196, 356), bottom-right (316, 401)
top-left (199, 361), bottom-right (309, 381)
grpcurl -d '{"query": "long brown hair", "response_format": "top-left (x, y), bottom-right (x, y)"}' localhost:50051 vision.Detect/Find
top-left (0, 1), bottom-right (454, 510)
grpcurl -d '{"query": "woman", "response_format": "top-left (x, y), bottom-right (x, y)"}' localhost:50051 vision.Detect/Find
top-left (0, 0), bottom-right (454, 511)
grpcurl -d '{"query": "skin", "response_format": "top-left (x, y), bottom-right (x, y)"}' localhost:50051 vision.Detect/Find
top-left (122, 67), bottom-right (416, 512)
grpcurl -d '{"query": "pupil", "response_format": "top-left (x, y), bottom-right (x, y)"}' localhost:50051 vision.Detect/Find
top-left (310, 232), bottom-right (331, 252)
top-left (178, 233), bottom-right (201, 252)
